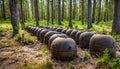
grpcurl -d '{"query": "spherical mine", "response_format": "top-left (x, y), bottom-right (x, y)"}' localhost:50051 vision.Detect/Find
top-left (61, 29), bottom-right (67, 34)
top-left (56, 28), bottom-right (63, 32)
top-left (48, 34), bottom-right (68, 48)
top-left (39, 29), bottom-right (50, 43)
top-left (44, 31), bottom-right (57, 45)
top-left (70, 30), bottom-right (78, 40)
top-left (66, 29), bottom-right (73, 36)
top-left (79, 32), bottom-right (94, 48)
top-left (89, 34), bottom-right (116, 57)
top-left (75, 31), bottom-right (84, 45)
top-left (51, 37), bottom-right (77, 61)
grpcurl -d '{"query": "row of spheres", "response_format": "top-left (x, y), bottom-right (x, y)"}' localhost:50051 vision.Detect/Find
top-left (26, 26), bottom-right (116, 60)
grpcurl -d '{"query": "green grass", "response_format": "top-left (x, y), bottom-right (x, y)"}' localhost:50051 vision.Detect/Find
top-left (96, 49), bottom-right (120, 69)
top-left (14, 30), bottom-right (36, 44)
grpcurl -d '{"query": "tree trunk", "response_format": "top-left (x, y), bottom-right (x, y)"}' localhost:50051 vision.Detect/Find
top-left (58, 0), bottom-right (61, 25)
top-left (47, 0), bottom-right (50, 25)
top-left (2, 0), bottom-right (6, 20)
top-left (9, 0), bottom-right (19, 37)
top-left (20, 0), bottom-right (25, 29)
top-left (97, 0), bottom-right (101, 24)
top-left (69, 0), bottom-right (73, 28)
top-left (34, 0), bottom-right (39, 26)
top-left (92, 0), bottom-right (96, 23)
top-left (73, 0), bottom-right (77, 19)
top-left (81, 0), bottom-right (84, 25)
top-left (112, 0), bottom-right (120, 33)
top-left (62, 0), bottom-right (64, 21)
top-left (104, 0), bottom-right (109, 22)
top-left (51, 0), bottom-right (54, 24)
top-left (87, 0), bottom-right (92, 29)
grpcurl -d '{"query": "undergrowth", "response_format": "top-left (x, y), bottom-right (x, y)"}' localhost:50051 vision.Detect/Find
top-left (96, 49), bottom-right (120, 69)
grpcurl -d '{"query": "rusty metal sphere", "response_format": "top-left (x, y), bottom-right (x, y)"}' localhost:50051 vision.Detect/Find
top-left (36, 28), bottom-right (44, 40)
top-left (39, 29), bottom-right (50, 43)
top-left (48, 34), bottom-right (68, 48)
top-left (44, 31), bottom-right (57, 45)
top-left (61, 29), bottom-right (67, 34)
top-left (56, 28), bottom-right (63, 32)
top-left (33, 27), bottom-right (40, 35)
top-left (66, 29), bottom-right (73, 36)
top-left (70, 30), bottom-right (78, 40)
top-left (29, 26), bottom-right (36, 33)
top-left (51, 37), bottom-right (77, 61)
top-left (75, 31), bottom-right (84, 45)
top-left (52, 27), bottom-right (57, 31)
top-left (79, 32), bottom-right (94, 48)
top-left (89, 34), bottom-right (116, 57)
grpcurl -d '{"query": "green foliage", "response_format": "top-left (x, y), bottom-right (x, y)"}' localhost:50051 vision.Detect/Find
top-left (83, 49), bottom-right (90, 58)
top-left (36, 45), bottom-right (49, 57)
top-left (14, 30), bottom-right (35, 44)
top-left (97, 49), bottom-right (110, 64)
top-left (96, 49), bottom-right (120, 69)
top-left (110, 58), bottom-right (120, 69)
top-left (68, 63), bottom-right (73, 69)
top-left (112, 33), bottom-right (120, 40)
top-left (37, 57), bottom-right (53, 69)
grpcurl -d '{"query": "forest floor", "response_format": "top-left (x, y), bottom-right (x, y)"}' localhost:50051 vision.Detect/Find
top-left (0, 30), bottom-right (120, 69)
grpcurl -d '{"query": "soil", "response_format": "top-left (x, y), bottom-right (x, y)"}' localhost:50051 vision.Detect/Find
top-left (0, 30), bottom-right (120, 69)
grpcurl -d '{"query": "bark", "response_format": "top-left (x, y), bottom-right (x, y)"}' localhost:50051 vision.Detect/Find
top-left (58, 0), bottom-right (61, 25)
top-left (9, 0), bottom-right (19, 36)
top-left (51, 0), bottom-right (54, 24)
top-left (73, 0), bottom-right (77, 19)
top-left (62, 0), bottom-right (64, 21)
top-left (92, 0), bottom-right (96, 23)
top-left (81, 0), bottom-right (84, 25)
top-left (97, 0), bottom-right (102, 24)
top-left (104, 0), bottom-right (109, 22)
top-left (112, 0), bottom-right (120, 33)
top-left (2, 0), bottom-right (6, 20)
top-left (87, 0), bottom-right (92, 29)
top-left (20, 0), bottom-right (25, 29)
top-left (34, 0), bottom-right (39, 26)
top-left (47, 0), bottom-right (50, 25)
top-left (69, 0), bottom-right (73, 28)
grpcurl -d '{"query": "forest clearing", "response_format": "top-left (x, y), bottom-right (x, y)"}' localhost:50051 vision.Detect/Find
top-left (0, 0), bottom-right (120, 69)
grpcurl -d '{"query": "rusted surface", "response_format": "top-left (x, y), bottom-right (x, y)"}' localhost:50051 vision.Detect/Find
top-left (51, 37), bottom-right (77, 61)
top-left (48, 34), bottom-right (68, 49)
top-left (89, 34), bottom-right (116, 57)
top-left (44, 31), bottom-right (57, 45)
top-left (70, 30), bottom-right (78, 40)
top-left (75, 31), bottom-right (84, 45)
top-left (79, 32), bottom-right (94, 48)
top-left (66, 29), bottom-right (73, 36)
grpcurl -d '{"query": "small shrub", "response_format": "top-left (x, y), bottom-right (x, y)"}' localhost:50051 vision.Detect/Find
top-left (110, 58), bottom-right (120, 69)
top-left (83, 49), bottom-right (90, 59)
top-left (14, 30), bottom-right (35, 44)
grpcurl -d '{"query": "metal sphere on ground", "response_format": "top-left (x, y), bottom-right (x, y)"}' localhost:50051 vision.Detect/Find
top-left (56, 28), bottom-right (63, 33)
top-left (89, 34), bottom-right (116, 57)
top-left (33, 27), bottom-right (40, 35)
top-left (70, 30), bottom-right (78, 40)
top-left (79, 32), bottom-right (94, 48)
top-left (36, 28), bottom-right (44, 40)
top-left (48, 34), bottom-right (68, 49)
top-left (75, 31), bottom-right (84, 45)
top-left (44, 31), bottom-right (57, 45)
top-left (39, 29), bottom-right (50, 43)
top-left (66, 29), bottom-right (73, 36)
top-left (51, 37), bottom-right (77, 61)
top-left (61, 29), bottom-right (68, 34)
